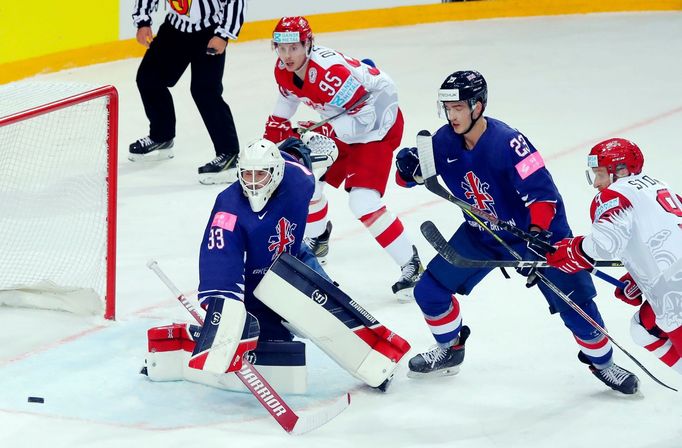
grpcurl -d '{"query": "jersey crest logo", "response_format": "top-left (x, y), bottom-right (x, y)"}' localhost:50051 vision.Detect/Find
top-left (461, 171), bottom-right (496, 216)
top-left (308, 67), bottom-right (317, 83)
top-left (268, 217), bottom-right (297, 260)
top-left (169, 0), bottom-right (192, 15)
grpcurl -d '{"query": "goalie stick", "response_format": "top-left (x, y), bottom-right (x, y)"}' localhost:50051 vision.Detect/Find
top-left (146, 260), bottom-right (351, 434)
top-left (297, 91), bottom-right (372, 135)
top-left (415, 129), bottom-right (625, 290)
top-left (421, 221), bottom-right (624, 271)
top-left (419, 211), bottom-right (677, 391)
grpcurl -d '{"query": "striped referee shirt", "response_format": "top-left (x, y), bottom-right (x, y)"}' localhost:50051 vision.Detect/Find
top-left (133, 0), bottom-right (246, 40)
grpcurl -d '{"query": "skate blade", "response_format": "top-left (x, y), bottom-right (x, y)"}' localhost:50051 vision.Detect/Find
top-left (394, 287), bottom-right (415, 303)
top-left (128, 148), bottom-right (174, 162)
top-left (406, 366), bottom-right (461, 379)
top-left (198, 168), bottom-right (238, 185)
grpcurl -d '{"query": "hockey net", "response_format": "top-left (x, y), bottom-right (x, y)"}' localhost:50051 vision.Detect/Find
top-left (0, 83), bottom-right (118, 320)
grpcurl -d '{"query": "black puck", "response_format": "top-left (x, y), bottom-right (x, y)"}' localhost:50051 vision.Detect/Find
top-left (27, 396), bottom-right (44, 403)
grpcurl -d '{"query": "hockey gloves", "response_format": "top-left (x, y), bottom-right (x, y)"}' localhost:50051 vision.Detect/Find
top-left (395, 147), bottom-right (423, 187)
top-left (516, 229), bottom-right (552, 287)
top-left (264, 115), bottom-right (295, 144)
top-left (615, 272), bottom-right (643, 306)
top-left (545, 236), bottom-right (594, 274)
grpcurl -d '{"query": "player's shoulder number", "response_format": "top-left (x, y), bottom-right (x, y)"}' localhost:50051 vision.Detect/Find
top-left (509, 134), bottom-right (531, 158)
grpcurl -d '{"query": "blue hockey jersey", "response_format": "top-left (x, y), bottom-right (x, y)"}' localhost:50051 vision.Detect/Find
top-left (432, 117), bottom-right (572, 245)
top-left (198, 156), bottom-right (315, 307)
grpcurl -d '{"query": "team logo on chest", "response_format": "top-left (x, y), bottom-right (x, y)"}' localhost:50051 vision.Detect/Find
top-left (169, 0), bottom-right (192, 15)
top-left (268, 217), bottom-right (297, 260)
top-left (461, 171), bottom-right (496, 216)
top-left (308, 67), bottom-right (317, 83)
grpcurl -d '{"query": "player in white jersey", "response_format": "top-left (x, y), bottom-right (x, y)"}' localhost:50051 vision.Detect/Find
top-left (545, 138), bottom-right (682, 373)
top-left (262, 16), bottom-right (423, 300)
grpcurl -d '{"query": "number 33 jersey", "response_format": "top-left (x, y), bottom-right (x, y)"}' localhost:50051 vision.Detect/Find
top-left (582, 174), bottom-right (682, 330)
top-left (272, 46), bottom-right (399, 144)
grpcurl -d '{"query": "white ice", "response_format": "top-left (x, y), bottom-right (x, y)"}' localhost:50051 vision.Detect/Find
top-left (1, 11), bottom-right (681, 448)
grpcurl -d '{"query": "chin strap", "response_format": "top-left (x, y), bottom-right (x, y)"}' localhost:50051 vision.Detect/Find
top-left (457, 100), bottom-right (485, 136)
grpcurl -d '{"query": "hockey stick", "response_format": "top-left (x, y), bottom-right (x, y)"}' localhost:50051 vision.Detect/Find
top-left (146, 260), bottom-right (351, 434)
top-left (298, 91), bottom-right (372, 135)
top-left (421, 221), bottom-right (624, 270)
top-left (415, 129), bottom-right (625, 289)
top-left (419, 218), bottom-right (677, 391)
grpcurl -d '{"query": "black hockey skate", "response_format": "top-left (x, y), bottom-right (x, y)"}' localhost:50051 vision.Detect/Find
top-left (392, 245), bottom-right (424, 302)
top-left (198, 153), bottom-right (238, 185)
top-left (304, 221), bottom-right (333, 265)
top-left (407, 325), bottom-right (470, 378)
top-left (128, 136), bottom-right (174, 161)
top-left (578, 351), bottom-right (640, 395)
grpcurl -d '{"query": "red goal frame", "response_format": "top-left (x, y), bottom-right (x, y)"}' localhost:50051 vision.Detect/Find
top-left (0, 85), bottom-right (118, 320)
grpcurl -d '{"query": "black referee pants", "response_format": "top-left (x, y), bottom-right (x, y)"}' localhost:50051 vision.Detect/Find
top-left (136, 21), bottom-right (239, 157)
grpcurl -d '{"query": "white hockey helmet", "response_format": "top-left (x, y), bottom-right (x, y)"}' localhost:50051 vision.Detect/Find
top-left (237, 139), bottom-right (285, 212)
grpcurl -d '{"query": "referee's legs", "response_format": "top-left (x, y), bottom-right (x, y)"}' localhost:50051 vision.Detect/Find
top-left (136, 23), bottom-right (189, 142)
top-left (190, 46), bottom-right (239, 158)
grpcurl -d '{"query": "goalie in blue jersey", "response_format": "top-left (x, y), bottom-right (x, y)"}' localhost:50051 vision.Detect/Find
top-left (395, 70), bottom-right (639, 394)
top-left (144, 134), bottom-right (410, 393)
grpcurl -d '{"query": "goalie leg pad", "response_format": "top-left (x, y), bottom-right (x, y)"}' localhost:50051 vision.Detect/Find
top-left (255, 253), bottom-right (410, 387)
top-left (189, 298), bottom-right (259, 374)
top-left (145, 323), bottom-right (201, 381)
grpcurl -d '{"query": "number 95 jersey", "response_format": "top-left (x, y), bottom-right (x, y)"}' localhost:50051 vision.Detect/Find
top-left (272, 46), bottom-right (399, 144)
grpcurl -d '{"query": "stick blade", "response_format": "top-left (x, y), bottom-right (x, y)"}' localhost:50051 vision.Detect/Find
top-left (416, 129), bottom-right (437, 179)
top-left (289, 393), bottom-right (351, 435)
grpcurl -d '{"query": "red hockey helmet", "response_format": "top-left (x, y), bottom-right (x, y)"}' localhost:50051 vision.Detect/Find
top-left (272, 16), bottom-right (313, 45)
top-left (587, 138), bottom-right (644, 176)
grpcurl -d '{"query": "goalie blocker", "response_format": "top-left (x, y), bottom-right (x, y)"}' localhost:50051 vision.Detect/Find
top-left (254, 253), bottom-right (411, 389)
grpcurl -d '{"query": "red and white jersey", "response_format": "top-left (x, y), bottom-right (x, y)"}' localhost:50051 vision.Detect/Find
top-left (582, 173), bottom-right (682, 332)
top-left (272, 46), bottom-right (399, 144)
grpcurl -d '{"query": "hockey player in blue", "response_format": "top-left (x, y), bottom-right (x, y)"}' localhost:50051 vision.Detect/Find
top-left (395, 70), bottom-right (639, 394)
top-left (198, 138), bottom-right (321, 342)
top-left (182, 136), bottom-right (409, 392)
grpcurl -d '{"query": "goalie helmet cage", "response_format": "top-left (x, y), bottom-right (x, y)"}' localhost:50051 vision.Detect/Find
top-left (0, 83), bottom-right (118, 320)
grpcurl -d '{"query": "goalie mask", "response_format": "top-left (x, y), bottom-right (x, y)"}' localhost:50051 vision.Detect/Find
top-left (238, 139), bottom-right (285, 213)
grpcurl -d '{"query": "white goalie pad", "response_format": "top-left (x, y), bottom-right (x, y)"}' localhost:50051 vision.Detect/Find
top-left (188, 297), bottom-right (252, 374)
top-left (254, 255), bottom-right (405, 388)
top-left (144, 324), bottom-right (307, 394)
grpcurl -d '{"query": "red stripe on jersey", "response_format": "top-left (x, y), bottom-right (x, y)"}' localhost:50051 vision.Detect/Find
top-left (590, 188), bottom-right (633, 222)
top-left (528, 201), bottom-right (556, 230)
top-left (425, 299), bottom-right (461, 327)
top-left (307, 202), bottom-right (328, 223)
top-left (375, 219), bottom-right (405, 248)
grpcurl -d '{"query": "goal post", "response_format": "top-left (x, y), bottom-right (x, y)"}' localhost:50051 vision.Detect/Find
top-left (0, 83), bottom-right (118, 320)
